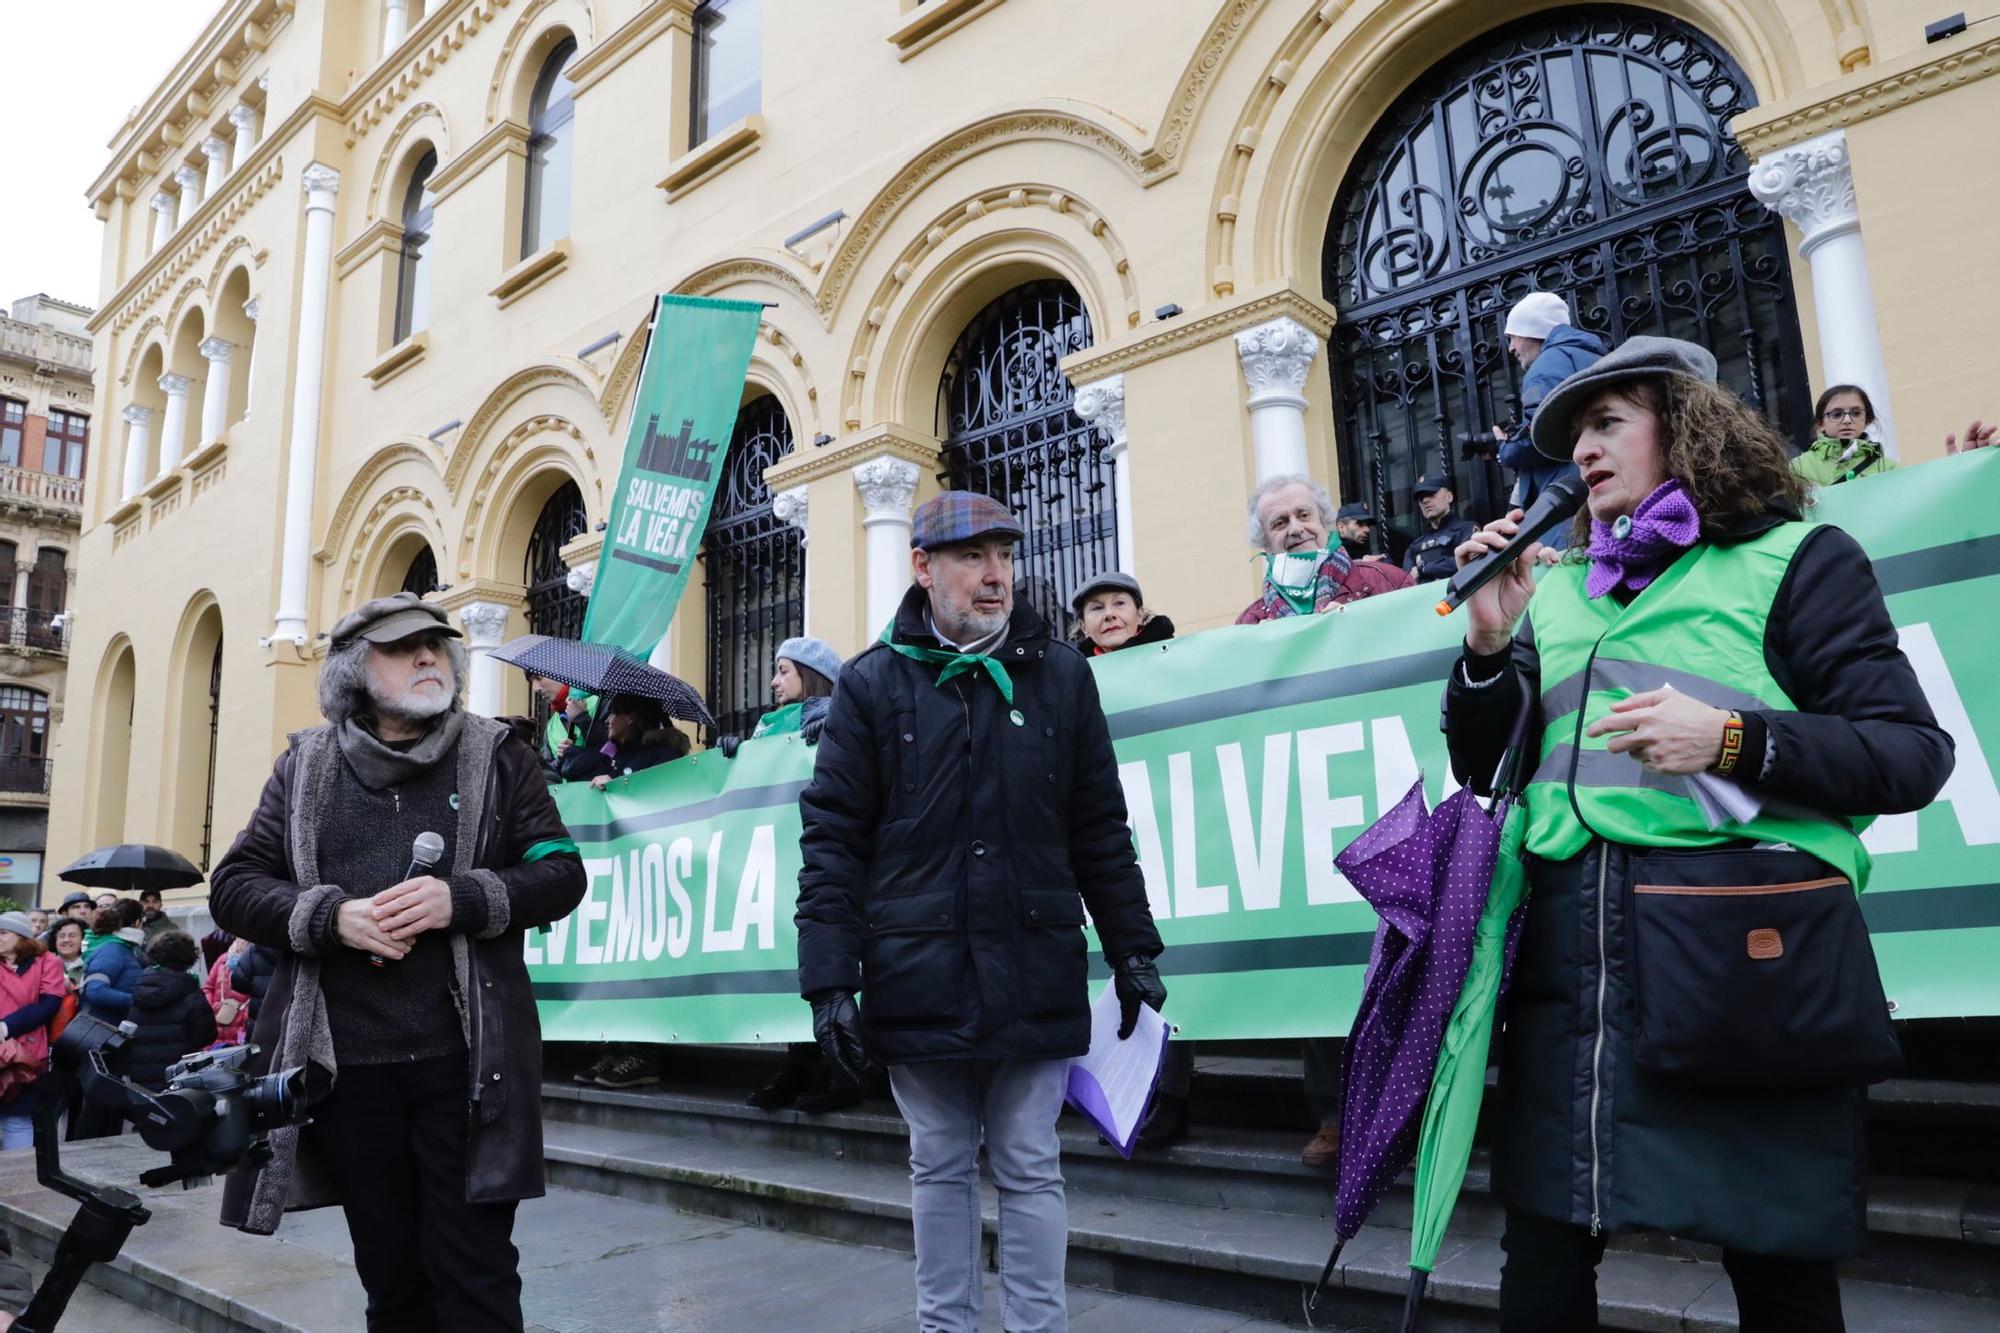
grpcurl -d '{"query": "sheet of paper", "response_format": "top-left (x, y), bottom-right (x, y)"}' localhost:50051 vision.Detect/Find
top-left (1064, 983), bottom-right (1169, 1159)
top-left (1688, 770), bottom-right (1764, 830)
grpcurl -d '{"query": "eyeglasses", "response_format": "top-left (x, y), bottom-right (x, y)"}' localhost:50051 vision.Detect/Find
top-left (1823, 408), bottom-right (1868, 423)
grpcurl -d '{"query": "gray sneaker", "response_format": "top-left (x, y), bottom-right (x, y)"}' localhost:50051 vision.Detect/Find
top-left (573, 1051), bottom-right (617, 1085)
top-left (594, 1052), bottom-right (662, 1089)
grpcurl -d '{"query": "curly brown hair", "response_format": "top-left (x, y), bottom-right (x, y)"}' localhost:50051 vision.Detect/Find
top-left (1564, 374), bottom-right (1808, 546)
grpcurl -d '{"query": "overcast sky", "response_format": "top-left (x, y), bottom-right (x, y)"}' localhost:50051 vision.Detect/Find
top-left (0, 2), bottom-right (219, 312)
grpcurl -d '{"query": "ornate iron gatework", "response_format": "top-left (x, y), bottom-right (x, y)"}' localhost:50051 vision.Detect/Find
top-left (524, 480), bottom-right (588, 731)
top-left (399, 545), bottom-right (439, 597)
top-left (1325, 7), bottom-right (1809, 541)
top-left (937, 281), bottom-right (1108, 636)
top-left (703, 395), bottom-right (802, 741)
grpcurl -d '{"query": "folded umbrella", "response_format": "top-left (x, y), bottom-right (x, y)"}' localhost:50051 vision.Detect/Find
top-left (1304, 779), bottom-right (1503, 1321)
top-left (490, 634), bottom-right (713, 727)
top-left (58, 844), bottom-right (205, 893)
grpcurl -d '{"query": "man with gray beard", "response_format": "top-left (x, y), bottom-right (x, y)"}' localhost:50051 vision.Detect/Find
top-left (210, 592), bottom-right (585, 1331)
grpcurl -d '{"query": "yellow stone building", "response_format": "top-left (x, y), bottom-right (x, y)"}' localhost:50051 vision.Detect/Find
top-left (47, 0), bottom-right (2000, 902)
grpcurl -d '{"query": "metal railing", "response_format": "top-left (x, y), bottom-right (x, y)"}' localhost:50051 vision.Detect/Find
top-left (0, 608), bottom-right (68, 654)
top-left (0, 464), bottom-right (82, 509)
top-left (0, 756), bottom-right (51, 795)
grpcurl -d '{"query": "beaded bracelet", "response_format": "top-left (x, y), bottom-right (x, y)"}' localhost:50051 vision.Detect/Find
top-left (1715, 709), bottom-right (1744, 777)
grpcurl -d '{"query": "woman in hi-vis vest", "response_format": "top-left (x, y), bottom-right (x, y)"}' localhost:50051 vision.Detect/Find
top-left (1443, 336), bottom-right (1954, 1333)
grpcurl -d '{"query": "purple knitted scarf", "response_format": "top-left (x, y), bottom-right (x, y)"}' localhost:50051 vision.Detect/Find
top-left (1585, 479), bottom-right (1700, 598)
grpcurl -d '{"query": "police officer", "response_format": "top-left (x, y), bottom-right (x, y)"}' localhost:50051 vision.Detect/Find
top-left (1404, 474), bottom-right (1477, 584)
top-left (1333, 502), bottom-right (1378, 561)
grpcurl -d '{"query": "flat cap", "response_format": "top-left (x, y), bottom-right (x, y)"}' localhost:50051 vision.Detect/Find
top-left (1413, 473), bottom-right (1454, 497)
top-left (1071, 570), bottom-right (1144, 615)
top-left (329, 591), bottom-right (462, 649)
top-left (59, 891), bottom-right (93, 910)
top-left (1335, 502), bottom-right (1376, 523)
top-left (1531, 335), bottom-right (1718, 461)
top-left (910, 490), bottom-right (1024, 551)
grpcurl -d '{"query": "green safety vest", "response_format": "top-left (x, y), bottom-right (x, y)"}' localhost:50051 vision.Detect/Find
top-left (1522, 521), bottom-right (1872, 890)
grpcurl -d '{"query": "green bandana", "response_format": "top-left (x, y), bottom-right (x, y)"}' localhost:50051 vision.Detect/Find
top-left (751, 701), bottom-right (804, 738)
top-left (878, 624), bottom-right (1025, 726)
top-left (1259, 546), bottom-right (1338, 616)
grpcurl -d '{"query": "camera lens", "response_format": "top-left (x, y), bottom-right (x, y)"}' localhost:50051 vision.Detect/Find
top-left (242, 1067), bottom-right (307, 1128)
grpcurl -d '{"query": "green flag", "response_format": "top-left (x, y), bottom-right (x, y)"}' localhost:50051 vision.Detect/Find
top-left (581, 293), bottom-right (765, 656)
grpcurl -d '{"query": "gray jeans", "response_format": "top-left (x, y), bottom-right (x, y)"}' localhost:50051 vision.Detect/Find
top-left (888, 1059), bottom-right (1070, 1333)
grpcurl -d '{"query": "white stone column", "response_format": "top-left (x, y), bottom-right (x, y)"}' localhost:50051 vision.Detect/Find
top-left (173, 166), bottom-right (203, 229)
top-left (1748, 129), bottom-right (1896, 453)
top-left (228, 105), bottom-right (260, 173)
top-left (1235, 318), bottom-right (1320, 482)
top-left (119, 406), bottom-right (153, 501)
top-left (198, 339), bottom-right (235, 443)
top-left (460, 602), bottom-right (511, 717)
top-left (241, 298), bottom-right (260, 418)
top-left (383, 0), bottom-right (410, 54)
top-left (1072, 375), bottom-right (1132, 572)
top-left (149, 193), bottom-right (176, 252)
top-left (156, 373), bottom-right (192, 474)
top-left (202, 137), bottom-right (230, 196)
top-left (273, 163), bottom-right (341, 645)
top-left (853, 458), bottom-right (921, 636)
top-left (772, 485), bottom-right (811, 634)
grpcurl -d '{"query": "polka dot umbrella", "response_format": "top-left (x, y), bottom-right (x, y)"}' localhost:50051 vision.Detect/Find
top-left (488, 634), bottom-right (714, 728)
top-left (1304, 778), bottom-right (1507, 1326)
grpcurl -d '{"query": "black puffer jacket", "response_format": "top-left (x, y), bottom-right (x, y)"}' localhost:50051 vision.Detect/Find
top-left (796, 585), bottom-right (1162, 1065)
top-left (124, 968), bottom-right (218, 1090)
top-left (1445, 511), bottom-right (1953, 1258)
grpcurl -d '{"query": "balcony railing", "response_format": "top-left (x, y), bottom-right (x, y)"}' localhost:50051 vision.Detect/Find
top-left (0, 756), bottom-right (51, 795)
top-left (0, 608), bottom-right (68, 654)
top-left (0, 464), bottom-right (82, 510)
top-left (0, 317), bottom-right (91, 375)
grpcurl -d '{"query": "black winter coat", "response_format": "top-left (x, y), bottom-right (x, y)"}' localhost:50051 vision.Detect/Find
top-left (1446, 512), bottom-right (1954, 1258)
top-left (229, 944), bottom-right (276, 1003)
top-left (796, 585), bottom-right (1162, 1065)
top-left (125, 968), bottom-right (218, 1089)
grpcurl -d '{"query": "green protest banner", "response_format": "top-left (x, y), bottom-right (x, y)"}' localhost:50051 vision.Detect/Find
top-left (580, 294), bottom-right (765, 657)
top-left (531, 449), bottom-right (2000, 1043)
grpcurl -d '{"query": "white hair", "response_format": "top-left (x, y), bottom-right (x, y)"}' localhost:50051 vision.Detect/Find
top-left (1244, 474), bottom-right (1337, 550)
top-left (317, 636), bottom-right (467, 724)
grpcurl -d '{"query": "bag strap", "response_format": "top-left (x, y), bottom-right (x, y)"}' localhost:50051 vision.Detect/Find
top-left (1487, 673), bottom-right (1537, 803)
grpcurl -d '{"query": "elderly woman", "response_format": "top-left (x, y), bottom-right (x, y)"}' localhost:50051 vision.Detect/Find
top-left (1071, 572), bottom-right (1174, 655)
top-left (1445, 337), bottom-right (1954, 1332)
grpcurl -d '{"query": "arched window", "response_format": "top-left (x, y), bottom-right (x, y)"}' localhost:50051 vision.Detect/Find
top-left (691, 0), bottom-right (761, 148)
top-left (1325, 7), bottom-right (1808, 536)
top-left (400, 545), bottom-right (439, 597)
top-left (394, 148), bottom-right (438, 343)
top-left (702, 395), bottom-right (800, 739)
top-left (26, 549), bottom-right (64, 649)
top-left (199, 639), bottom-right (222, 868)
top-left (524, 38), bottom-right (578, 256)
top-left (937, 280), bottom-right (1105, 634)
top-left (0, 686), bottom-right (49, 793)
top-left (523, 480), bottom-right (588, 733)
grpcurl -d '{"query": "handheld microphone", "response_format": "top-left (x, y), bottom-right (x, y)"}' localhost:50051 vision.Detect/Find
top-left (369, 831), bottom-right (446, 968)
top-left (1434, 473), bottom-right (1588, 616)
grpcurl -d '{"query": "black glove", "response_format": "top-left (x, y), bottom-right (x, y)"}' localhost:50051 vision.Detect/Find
top-left (1112, 953), bottom-right (1167, 1040)
top-left (717, 733), bottom-right (742, 759)
top-left (800, 714), bottom-right (826, 746)
top-left (810, 990), bottom-right (869, 1087)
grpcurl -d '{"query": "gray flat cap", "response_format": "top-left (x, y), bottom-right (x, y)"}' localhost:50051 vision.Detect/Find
top-left (329, 591), bottom-right (461, 648)
top-left (1531, 336), bottom-right (1718, 461)
top-left (1071, 570), bottom-right (1144, 614)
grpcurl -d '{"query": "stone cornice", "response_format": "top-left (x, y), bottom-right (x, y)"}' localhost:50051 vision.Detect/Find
top-left (764, 422), bottom-right (940, 492)
top-left (430, 121), bottom-right (532, 202)
top-left (1732, 26), bottom-right (2000, 160)
top-left (1058, 279), bottom-right (1336, 384)
top-left (334, 218), bottom-right (406, 279)
top-left (568, 0), bottom-right (695, 96)
top-left (344, 0), bottom-right (516, 146)
top-left (432, 577), bottom-right (528, 613)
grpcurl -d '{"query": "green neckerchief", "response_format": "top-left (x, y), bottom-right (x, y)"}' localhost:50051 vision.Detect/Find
top-left (1259, 546), bottom-right (1337, 615)
top-left (752, 701), bottom-right (804, 738)
top-left (878, 623), bottom-right (1025, 726)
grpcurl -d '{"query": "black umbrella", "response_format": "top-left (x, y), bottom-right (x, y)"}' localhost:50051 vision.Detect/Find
top-left (490, 634), bottom-right (714, 727)
top-left (59, 844), bottom-right (205, 892)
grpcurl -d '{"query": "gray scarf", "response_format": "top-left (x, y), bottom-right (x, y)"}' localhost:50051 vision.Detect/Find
top-left (336, 708), bottom-right (465, 790)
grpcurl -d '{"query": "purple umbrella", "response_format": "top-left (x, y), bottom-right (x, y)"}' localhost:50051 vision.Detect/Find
top-left (1305, 778), bottom-right (1506, 1318)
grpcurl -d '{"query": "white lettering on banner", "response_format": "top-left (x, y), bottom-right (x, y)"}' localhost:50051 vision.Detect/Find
top-left (607, 856), bottom-right (643, 962)
top-left (1369, 716), bottom-right (1461, 813)
top-left (527, 828), bottom-right (779, 966)
top-left (575, 857), bottom-right (614, 964)
top-left (1169, 751), bottom-right (1232, 917)
top-left (710, 824), bottom-right (779, 952)
top-left (1864, 622), bottom-right (2000, 854)
top-left (665, 837), bottom-right (695, 958)
top-left (1118, 760), bottom-right (1173, 921)
top-left (1217, 734), bottom-right (1291, 910)
top-left (1299, 723), bottom-right (1366, 904)
top-left (641, 843), bottom-right (670, 961)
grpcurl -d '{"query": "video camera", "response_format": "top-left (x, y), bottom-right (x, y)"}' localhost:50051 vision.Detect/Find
top-left (16, 1015), bottom-right (310, 1331)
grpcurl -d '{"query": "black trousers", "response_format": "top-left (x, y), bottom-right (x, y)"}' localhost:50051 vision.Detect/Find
top-left (1499, 1208), bottom-right (1845, 1333)
top-left (307, 1054), bottom-right (523, 1333)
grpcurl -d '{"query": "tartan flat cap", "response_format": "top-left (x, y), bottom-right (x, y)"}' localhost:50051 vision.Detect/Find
top-left (910, 490), bottom-right (1024, 550)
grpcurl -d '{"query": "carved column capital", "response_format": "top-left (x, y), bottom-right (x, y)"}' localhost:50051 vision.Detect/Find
top-left (300, 161), bottom-right (342, 209)
top-left (121, 404), bottom-right (153, 427)
top-left (1071, 374), bottom-right (1128, 460)
top-left (201, 135), bottom-right (230, 161)
top-left (150, 192), bottom-right (177, 216)
top-left (1235, 317), bottom-right (1320, 405)
top-left (853, 456), bottom-right (921, 524)
top-left (172, 165), bottom-right (203, 193)
top-left (198, 337), bottom-right (235, 364)
top-left (564, 561), bottom-right (597, 596)
top-left (772, 485), bottom-right (810, 540)
top-left (157, 372), bottom-right (192, 396)
top-left (228, 104), bottom-right (258, 133)
top-left (242, 297), bottom-right (261, 322)
top-left (1748, 129), bottom-right (1858, 256)
top-left (459, 601), bottom-right (511, 647)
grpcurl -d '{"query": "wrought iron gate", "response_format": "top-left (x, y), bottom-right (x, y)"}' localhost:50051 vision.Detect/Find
top-left (523, 480), bottom-right (588, 731)
top-left (937, 281), bottom-right (1109, 636)
top-left (702, 395), bottom-right (802, 740)
top-left (1324, 7), bottom-right (1810, 540)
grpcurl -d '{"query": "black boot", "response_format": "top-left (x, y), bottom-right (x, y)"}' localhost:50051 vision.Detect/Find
top-left (793, 1074), bottom-right (862, 1116)
top-left (1137, 1092), bottom-right (1189, 1149)
top-left (746, 1064), bottom-right (810, 1111)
